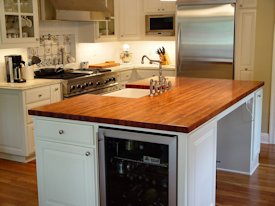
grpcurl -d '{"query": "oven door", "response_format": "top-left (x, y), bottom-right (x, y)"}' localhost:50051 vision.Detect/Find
top-left (98, 127), bottom-right (177, 206)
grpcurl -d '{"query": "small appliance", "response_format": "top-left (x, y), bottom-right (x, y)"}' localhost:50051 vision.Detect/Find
top-left (5, 55), bottom-right (26, 83)
top-left (145, 14), bottom-right (175, 36)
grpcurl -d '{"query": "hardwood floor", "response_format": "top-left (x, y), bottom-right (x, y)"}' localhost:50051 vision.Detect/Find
top-left (0, 144), bottom-right (274, 206)
top-left (216, 144), bottom-right (275, 206)
top-left (0, 159), bottom-right (38, 206)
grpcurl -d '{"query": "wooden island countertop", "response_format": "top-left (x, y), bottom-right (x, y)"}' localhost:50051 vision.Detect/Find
top-left (28, 77), bottom-right (264, 133)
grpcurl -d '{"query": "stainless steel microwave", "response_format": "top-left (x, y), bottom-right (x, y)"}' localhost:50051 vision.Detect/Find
top-left (145, 14), bottom-right (175, 36)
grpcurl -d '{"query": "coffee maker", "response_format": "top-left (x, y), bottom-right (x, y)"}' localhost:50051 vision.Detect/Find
top-left (5, 55), bottom-right (26, 83)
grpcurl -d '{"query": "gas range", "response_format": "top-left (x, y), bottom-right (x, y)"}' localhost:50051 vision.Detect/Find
top-left (62, 71), bottom-right (119, 98)
top-left (35, 68), bottom-right (120, 98)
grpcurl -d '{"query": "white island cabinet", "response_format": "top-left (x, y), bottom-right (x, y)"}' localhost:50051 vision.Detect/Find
top-left (32, 89), bottom-right (262, 206)
top-left (33, 116), bottom-right (217, 206)
top-left (31, 78), bottom-right (263, 206)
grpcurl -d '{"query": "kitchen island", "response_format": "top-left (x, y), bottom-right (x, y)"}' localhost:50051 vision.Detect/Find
top-left (29, 77), bottom-right (263, 206)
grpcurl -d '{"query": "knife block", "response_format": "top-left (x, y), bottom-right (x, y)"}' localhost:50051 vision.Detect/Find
top-left (159, 53), bottom-right (170, 65)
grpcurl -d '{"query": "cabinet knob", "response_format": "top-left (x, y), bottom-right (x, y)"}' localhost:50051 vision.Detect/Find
top-left (85, 151), bottom-right (91, 156)
top-left (257, 94), bottom-right (262, 98)
top-left (245, 68), bottom-right (248, 71)
top-left (38, 94), bottom-right (42, 98)
top-left (36, 38), bottom-right (39, 41)
top-left (240, 4), bottom-right (243, 8)
top-left (59, 130), bottom-right (64, 134)
top-left (55, 88), bottom-right (59, 91)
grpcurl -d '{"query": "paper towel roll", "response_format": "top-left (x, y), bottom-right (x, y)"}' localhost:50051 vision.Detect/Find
top-left (22, 66), bottom-right (34, 80)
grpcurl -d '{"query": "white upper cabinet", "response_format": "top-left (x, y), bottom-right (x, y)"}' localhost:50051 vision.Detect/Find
top-left (117, 0), bottom-right (141, 40)
top-left (0, 0), bottom-right (39, 48)
top-left (143, 0), bottom-right (176, 13)
top-left (237, 0), bottom-right (257, 9)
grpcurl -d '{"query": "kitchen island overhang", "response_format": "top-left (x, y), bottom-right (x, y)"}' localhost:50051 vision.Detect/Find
top-left (29, 77), bottom-right (264, 206)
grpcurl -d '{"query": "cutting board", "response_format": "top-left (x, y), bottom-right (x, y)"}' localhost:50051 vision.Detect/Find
top-left (89, 61), bottom-right (120, 68)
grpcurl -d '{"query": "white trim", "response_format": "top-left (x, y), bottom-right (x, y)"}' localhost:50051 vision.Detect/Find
top-left (269, 25), bottom-right (275, 144)
top-left (261, 133), bottom-right (270, 144)
top-left (216, 168), bottom-right (251, 176)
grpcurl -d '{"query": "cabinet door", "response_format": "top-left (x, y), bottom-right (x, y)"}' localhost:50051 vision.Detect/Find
top-left (0, 0), bottom-right (39, 45)
top-left (118, 0), bottom-right (141, 40)
top-left (0, 90), bottom-right (25, 156)
top-left (36, 141), bottom-right (97, 206)
top-left (238, 0), bottom-right (257, 8)
top-left (143, 0), bottom-right (175, 13)
top-left (188, 121), bottom-right (217, 206)
top-left (235, 9), bottom-right (256, 80)
top-left (160, 1), bottom-right (176, 13)
top-left (240, 69), bottom-right (253, 80)
top-left (143, 0), bottom-right (162, 13)
top-left (50, 84), bottom-right (62, 103)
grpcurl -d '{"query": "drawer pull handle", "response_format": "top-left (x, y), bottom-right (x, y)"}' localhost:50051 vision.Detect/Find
top-left (59, 130), bottom-right (64, 134)
top-left (85, 152), bottom-right (91, 156)
top-left (257, 94), bottom-right (262, 98)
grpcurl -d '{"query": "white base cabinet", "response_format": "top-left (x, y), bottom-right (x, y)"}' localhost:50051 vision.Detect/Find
top-left (36, 142), bottom-right (97, 206)
top-left (0, 83), bottom-right (61, 162)
top-left (35, 118), bottom-right (98, 206)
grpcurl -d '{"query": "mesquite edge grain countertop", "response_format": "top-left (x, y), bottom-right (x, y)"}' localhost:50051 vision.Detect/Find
top-left (28, 77), bottom-right (264, 133)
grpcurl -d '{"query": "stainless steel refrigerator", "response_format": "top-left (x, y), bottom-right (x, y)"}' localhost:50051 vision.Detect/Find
top-left (176, 0), bottom-right (236, 79)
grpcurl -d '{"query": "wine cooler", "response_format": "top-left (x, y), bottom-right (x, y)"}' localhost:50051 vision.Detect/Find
top-left (98, 127), bottom-right (177, 206)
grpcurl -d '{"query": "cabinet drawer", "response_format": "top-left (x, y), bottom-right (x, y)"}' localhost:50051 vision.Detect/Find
top-left (35, 119), bottom-right (95, 147)
top-left (25, 86), bottom-right (51, 104)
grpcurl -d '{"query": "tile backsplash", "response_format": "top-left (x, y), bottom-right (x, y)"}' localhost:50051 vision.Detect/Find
top-left (27, 34), bottom-right (75, 66)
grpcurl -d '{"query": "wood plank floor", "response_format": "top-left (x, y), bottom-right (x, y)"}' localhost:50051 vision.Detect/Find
top-left (0, 144), bottom-right (274, 206)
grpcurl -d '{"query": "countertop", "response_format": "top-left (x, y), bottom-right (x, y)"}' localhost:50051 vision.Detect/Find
top-left (0, 64), bottom-right (175, 90)
top-left (29, 77), bottom-right (264, 133)
top-left (0, 79), bottom-right (62, 90)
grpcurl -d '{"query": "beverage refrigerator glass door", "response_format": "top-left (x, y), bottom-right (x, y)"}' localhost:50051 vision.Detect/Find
top-left (98, 127), bottom-right (177, 206)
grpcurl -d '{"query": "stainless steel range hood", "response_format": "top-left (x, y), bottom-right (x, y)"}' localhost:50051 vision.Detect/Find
top-left (40, 0), bottom-right (112, 21)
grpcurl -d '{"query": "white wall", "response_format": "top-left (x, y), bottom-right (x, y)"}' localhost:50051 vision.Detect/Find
top-left (77, 41), bottom-right (176, 65)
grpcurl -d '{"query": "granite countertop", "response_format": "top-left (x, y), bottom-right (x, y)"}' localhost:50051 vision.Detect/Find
top-left (0, 79), bottom-right (62, 90)
top-left (29, 77), bottom-right (263, 133)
